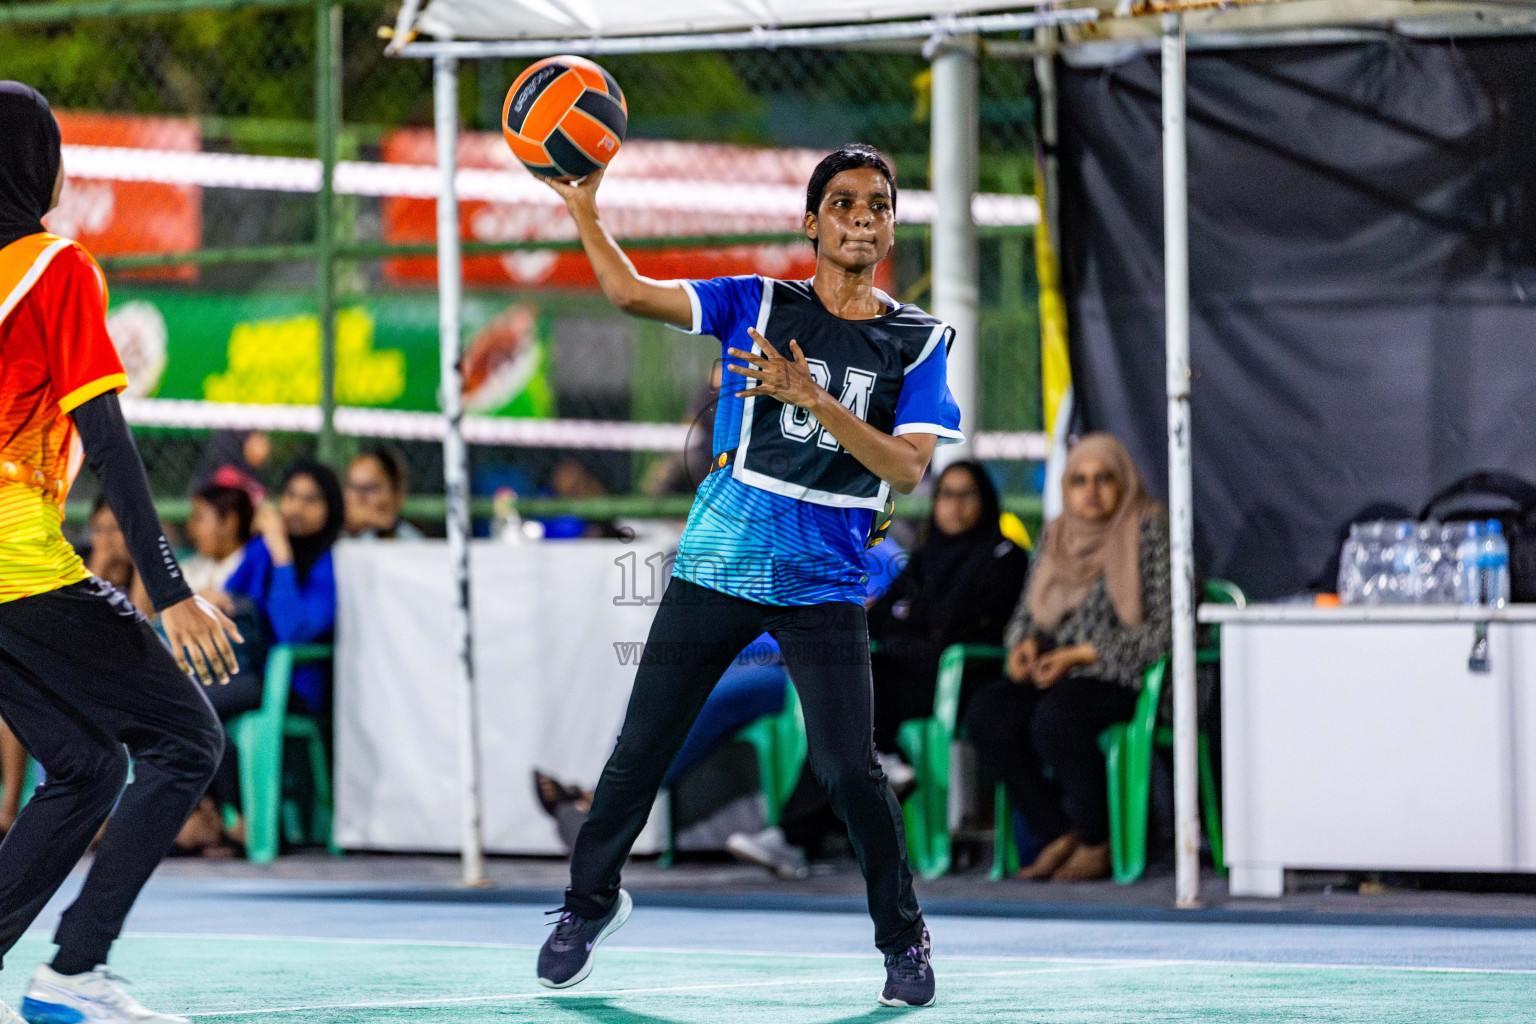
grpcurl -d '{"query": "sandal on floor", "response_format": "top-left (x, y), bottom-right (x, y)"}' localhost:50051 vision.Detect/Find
top-left (533, 770), bottom-right (585, 817)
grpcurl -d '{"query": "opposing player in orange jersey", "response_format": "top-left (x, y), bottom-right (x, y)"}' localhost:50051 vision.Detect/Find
top-left (0, 82), bottom-right (242, 1024)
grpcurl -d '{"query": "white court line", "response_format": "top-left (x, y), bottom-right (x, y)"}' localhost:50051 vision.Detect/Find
top-left (180, 964), bottom-right (1148, 1018)
top-left (119, 932), bottom-right (1536, 977)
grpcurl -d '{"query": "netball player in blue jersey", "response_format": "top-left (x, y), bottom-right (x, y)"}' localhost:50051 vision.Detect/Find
top-left (536, 145), bottom-right (962, 1008)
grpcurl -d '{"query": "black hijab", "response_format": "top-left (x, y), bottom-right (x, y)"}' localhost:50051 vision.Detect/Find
top-left (279, 459), bottom-right (344, 585)
top-left (917, 460), bottom-right (1005, 603)
top-left (869, 460), bottom-right (1022, 644)
top-left (0, 82), bottom-right (61, 250)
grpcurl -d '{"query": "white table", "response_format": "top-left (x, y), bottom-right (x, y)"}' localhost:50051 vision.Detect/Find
top-left (331, 536), bottom-right (675, 855)
top-left (1202, 603), bottom-right (1536, 896)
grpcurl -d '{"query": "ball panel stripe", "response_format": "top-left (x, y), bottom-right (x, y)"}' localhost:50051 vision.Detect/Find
top-left (503, 131), bottom-right (550, 167)
top-left (568, 62), bottom-right (608, 92)
top-left (503, 59), bottom-right (568, 135)
top-left (599, 67), bottom-right (623, 102)
top-left (559, 107), bottom-right (621, 163)
top-left (573, 91), bottom-right (627, 141)
top-left (521, 70), bottom-right (586, 140)
top-left (545, 130), bottom-right (602, 179)
top-left (521, 160), bottom-right (565, 179)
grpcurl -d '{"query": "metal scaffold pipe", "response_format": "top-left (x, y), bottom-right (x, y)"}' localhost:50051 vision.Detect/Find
top-left (1161, 11), bottom-right (1202, 909)
top-left (929, 33), bottom-right (980, 467)
top-left (433, 52), bottom-right (487, 888)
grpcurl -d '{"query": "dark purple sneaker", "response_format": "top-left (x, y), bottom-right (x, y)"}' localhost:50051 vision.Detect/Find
top-left (878, 932), bottom-right (935, 1007)
top-left (536, 889), bottom-right (632, 989)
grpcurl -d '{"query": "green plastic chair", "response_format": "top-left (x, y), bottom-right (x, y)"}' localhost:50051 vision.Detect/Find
top-left (660, 674), bottom-right (806, 867)
top-left (226, 642), bottom-right (335, 863)
top-left (993, 579), bottom-right (1243, 883)
top-left (895, 643), bottom-right (1007, 880)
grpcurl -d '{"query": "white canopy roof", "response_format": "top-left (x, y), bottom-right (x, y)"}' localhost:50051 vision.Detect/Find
top-left (413, 0), bottom-right (1044, 42)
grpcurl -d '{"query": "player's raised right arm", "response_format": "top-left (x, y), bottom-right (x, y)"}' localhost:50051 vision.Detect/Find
top-left (544, 169), bottom-right (693, 329)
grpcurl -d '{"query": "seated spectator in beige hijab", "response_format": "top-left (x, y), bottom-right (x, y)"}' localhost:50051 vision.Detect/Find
top-left (966, 433), bottom-right (1171, 882)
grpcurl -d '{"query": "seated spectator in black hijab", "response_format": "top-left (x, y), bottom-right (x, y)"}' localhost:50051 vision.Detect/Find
top-left (868, 459), bottom-right (1029, 772)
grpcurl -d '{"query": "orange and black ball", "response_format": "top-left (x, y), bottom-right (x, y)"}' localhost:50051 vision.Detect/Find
top-left (502, 55), bottom-right (627, 180)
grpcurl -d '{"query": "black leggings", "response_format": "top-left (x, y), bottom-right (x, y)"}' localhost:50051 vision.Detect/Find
top-left (965, 673), bottom-right (1137, 847)
top-left (566, 576), bottom-right (924, 955)
top-left (0, 579), bottom-right (223, 967)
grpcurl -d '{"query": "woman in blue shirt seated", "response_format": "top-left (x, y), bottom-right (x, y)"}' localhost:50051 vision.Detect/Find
top-left (223, 457), bottom-right (343, 718)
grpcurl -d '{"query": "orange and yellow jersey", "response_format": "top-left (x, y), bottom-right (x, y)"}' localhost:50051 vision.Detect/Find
top-left (0, 232), bottom-right (126, 603)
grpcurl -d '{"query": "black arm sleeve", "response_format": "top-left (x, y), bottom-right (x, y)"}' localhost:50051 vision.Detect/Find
top-left (71, 391), bottom-right (193, 612)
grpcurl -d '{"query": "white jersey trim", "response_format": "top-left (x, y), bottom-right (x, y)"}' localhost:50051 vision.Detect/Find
top-left (0, 237), bottom-right (76, 329)
top-left (665, 279), bottom-right (706, 335)
top-left (894, 422), bottom-right (967, 446)
top-left (731, 463), bottom-right (892, 511)
top-left (904, 323), bottom-right (949, 375)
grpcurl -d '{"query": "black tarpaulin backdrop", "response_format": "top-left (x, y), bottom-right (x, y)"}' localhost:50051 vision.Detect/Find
top-left (1057, 37), bottom-right (1536, 599)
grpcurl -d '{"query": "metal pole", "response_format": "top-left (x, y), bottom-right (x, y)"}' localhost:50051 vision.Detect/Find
top-left (1032, 28), bottom-right (1060, 272)
top-left (1162, 11), bottom-right (1201, 908)
top-left (435, 52), bottom-right (487, 887)
top-left (1034, 21), bottom-right (1072, 523)
top-left (315, 0), bottom-right (340, 464)
top-left (929, 33), bottom-right (980, 466)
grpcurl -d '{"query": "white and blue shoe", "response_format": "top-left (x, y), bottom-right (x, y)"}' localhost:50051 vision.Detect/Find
top-left (21, 964), bottom-right (188, 1024)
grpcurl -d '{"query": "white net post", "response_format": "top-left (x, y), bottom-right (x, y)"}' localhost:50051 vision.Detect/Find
top-left (1162, 11), bottom-right (1201, 909)
top-left (434, 52), bottom-right (487, 887)
top-left (929, 32), bottom-right (980, 468)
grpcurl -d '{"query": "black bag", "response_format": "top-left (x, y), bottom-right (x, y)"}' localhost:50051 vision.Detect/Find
top-left (1420, 470), bottom-right (1536, 603)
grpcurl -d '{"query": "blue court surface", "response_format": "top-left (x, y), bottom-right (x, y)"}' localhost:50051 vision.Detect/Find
top-left (5, 873), bottom-right (1533, 1022)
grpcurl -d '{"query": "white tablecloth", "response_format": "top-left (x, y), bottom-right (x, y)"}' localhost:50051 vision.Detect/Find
top-left (332, 537), bottom-right (673, 855)
top-left (1203, 604), bottom-right (1536, 896)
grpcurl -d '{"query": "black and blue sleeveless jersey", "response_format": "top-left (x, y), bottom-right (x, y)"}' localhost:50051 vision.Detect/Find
top-left (671, 275), bottom-right (963, 605)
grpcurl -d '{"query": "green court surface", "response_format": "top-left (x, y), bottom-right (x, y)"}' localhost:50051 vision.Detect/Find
top-left (3, 933), bottom-right (1529, 1024)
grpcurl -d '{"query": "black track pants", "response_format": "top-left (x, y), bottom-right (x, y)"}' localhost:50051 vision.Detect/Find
top-left (565, 576), bottom-right (925, 955)
top-left (0, 579), bottom-right (223, 967)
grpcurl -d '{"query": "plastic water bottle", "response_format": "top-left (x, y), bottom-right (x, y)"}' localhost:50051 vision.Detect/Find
top-left (1386, 521), bottom-right (1417, 604)
top-left (1431, 523), bottom-right (1462, 603)
top-left (492, 486), bottom-right (524, 543)
top-left (1337, 523), bottom-right (1364, 603)
top-left (1481, 519), bottom-right (1511, 608)
top-left (1457, 521), bottom-right (1485, 605)
top-left (1410, 522), bottom-right (1441, 603)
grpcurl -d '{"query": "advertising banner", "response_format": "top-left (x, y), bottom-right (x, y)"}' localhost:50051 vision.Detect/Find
top-left (106, 289), bottom-right (553, 418)
top-left (45, 112), bottom-right (200, 280)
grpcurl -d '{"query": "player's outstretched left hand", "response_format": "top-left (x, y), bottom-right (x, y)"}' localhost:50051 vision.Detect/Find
top-left (162, 594), bottom-right (245, 687)
top-left (729, 328), bottom-right (823, 410)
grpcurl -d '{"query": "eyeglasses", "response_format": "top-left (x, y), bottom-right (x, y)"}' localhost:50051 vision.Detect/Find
top-left (346, 482), bottom-right (389, 499)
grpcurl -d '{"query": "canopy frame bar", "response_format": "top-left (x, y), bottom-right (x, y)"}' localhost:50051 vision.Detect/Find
top-left (397, 8), bottom-right (1098, 59)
